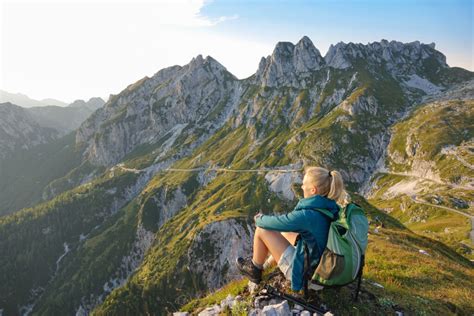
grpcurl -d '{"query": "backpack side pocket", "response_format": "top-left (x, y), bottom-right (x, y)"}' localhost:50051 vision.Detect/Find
top-left (315, 247), bottom-right (345, 280)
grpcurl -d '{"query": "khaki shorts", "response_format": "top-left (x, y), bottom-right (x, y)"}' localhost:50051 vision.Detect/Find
top-left (278, 245), bottom-right (295, 281)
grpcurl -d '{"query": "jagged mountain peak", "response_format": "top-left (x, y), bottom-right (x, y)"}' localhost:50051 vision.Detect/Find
top-left (256, 36), bottom-right (325, 87)
top-left (366, 39), bottom-right (440, 56)
top-left (272, 41), bottom-right (294, 56)
top-left (271, 36), bottom-right (321, 58)
top-left (188, 54), bottom-right (221, 64)
top-left (325, 39), bottom-right (448, 74)
top-left (187, 54), bottom-right (208, 70)
top-left (186, 54), bottom-right (234, 77)
top-left (76, 53), bottom-right (240, 166)
top-left (296, 35), bottom-right (315, 46)
top-left (105, 54), bottom-right (232, 109)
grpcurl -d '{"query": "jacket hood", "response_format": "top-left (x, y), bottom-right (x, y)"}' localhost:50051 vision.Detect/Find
top-left (295, 194), bottom-right (339, 215)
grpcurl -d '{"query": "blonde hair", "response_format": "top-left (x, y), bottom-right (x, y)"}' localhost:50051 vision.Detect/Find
top-left (304, 166), bottom-right (347, 204)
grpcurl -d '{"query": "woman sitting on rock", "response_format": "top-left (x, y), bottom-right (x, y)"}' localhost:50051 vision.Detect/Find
top-left (236, 166), bottom-right (347, 292)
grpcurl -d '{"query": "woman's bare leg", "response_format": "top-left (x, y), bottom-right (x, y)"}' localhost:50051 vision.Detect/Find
top-left (281, 232), bottom-right (299, 245)
top-left (264, 232), bottom-right (299, 268)
top-left (253, 227), bottom-right (291, 265)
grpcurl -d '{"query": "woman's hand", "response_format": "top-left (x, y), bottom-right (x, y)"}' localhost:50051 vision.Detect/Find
top-left (254, 212), bottom-right (263, 223)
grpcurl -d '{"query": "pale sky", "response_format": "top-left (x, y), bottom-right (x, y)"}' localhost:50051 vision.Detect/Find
top-left (1, 0), bottom-right (473, 104)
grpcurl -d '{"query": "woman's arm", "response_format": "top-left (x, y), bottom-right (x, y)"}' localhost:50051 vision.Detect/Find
top-left (255, 210), bottom-right (305, 232)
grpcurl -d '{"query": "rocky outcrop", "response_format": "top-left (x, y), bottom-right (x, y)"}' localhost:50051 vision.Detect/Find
top-left (340, 94), bottom-right (379, 116)
top-left (255, 36), bottom-right (326, 88)
top-left (187, 219), bottom-right (254, 290)
top-left (145, 185), bottom-right (188, 230)
top-left (424, 79), bottom-right (474, 102)
top-left (325, 40), bottom-right (447, 77)
top-left (264, 163), bottom-right (303, 201)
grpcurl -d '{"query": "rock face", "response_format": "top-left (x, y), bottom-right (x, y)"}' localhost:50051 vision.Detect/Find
top-left (187, 219), bottom-right (254, 290)
top-left (142, 185), bottom-right (189, 231)
top-left (325, 40), bottom-right (447, 77)
top-left (255, 36), bottom-right (326, 87)
top-left (424, 79), bottom-right (474, 102)
top-left (265, 164), bottom-right (303, 201)
top-left (76, 55), bottom-right (241, 166)
top-left (0, 102), bottom-right (58, 159)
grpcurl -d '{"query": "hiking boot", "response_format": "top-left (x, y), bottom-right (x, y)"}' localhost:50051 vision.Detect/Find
top-left (236, 257), bottom-right (262, 284)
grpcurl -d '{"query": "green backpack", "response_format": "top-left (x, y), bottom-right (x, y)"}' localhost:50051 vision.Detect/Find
top-left (304, 202), bottom-right (369, 299)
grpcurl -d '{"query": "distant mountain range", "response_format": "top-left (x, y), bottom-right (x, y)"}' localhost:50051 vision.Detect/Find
top-left (0, 97), bottom-right (105, 158)
top-left (0, 90), bottom-right (68, 108)
top-left (0, 37), bottom-right (472, 315)
top-left (0, 97), bottom-right (105, 216)
top-left (27, 98), bottom-right (105, 135)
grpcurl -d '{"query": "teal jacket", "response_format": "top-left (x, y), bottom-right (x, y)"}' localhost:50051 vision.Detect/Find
top-left (255, 195), bottom-right (339, 291)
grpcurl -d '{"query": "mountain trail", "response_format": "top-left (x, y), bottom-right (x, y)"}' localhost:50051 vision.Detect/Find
top-left (166, 167), bottom-right (302, 173)
top-left (116, 164), bottom-right (303, 174)
top-left (380, 171), bottom-right (473, 191)
top-left (410, 196), bottom-right (474, 244)
top-left (441, 145), bottom-right (474, 171)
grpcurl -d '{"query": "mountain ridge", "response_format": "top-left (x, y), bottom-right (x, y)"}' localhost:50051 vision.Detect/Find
top-left (74, 37), bottom-right (468, 173)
